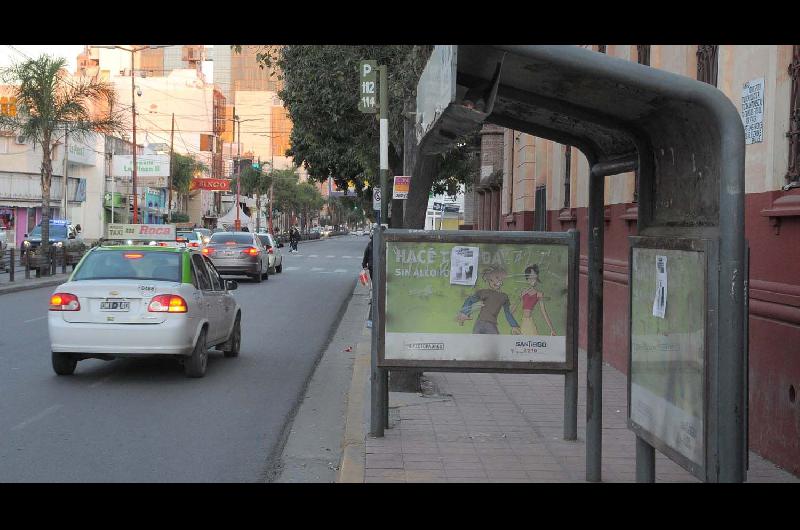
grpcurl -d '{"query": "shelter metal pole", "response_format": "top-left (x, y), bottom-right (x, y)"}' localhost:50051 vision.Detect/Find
top-left (636, 436), bottom-right (656, 482)
top-left (564, 229), bottom-right (579, 441)
top-left (586, 169), bottom-right (604, 482)
top-left (370, 226), bottom-right (385, 437)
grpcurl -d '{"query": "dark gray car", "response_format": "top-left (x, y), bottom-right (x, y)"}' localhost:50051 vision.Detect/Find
top-left (202, 231), bottom-right (269, 283)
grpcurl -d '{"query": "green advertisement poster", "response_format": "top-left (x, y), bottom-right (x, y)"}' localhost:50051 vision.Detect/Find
top-left (385, 241), bottom-right (569, 363)
top-left (630, 247), bottom-right (705, 467)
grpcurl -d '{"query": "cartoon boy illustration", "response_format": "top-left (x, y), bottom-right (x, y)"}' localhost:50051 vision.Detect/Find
top-left (456, 266), bottom-right (522, 335)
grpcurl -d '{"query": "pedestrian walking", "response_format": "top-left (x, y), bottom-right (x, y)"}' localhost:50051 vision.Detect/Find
top-left (362, 234), bottom-right (374, 328)
top-left (289, 226), bottom-right (300, 252)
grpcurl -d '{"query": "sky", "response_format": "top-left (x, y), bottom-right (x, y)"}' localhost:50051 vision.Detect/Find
top-left (0, 45), bottom-right (214, 80)
top-left (0, 45), bottom-right (85, 72)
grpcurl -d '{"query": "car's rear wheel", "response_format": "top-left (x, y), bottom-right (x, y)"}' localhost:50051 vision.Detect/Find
top-left (262, 264), bottom-right (269, 280)
top-left (251, 265), bottom-right (262, 283)
top-left (185, 329), bottom-right (208, 378)
top-left (223, 315), bottom-right (241, 358)
top-left (52, 352), bottom-right (77, 375)
top-left (275, 261), bottom-right (282, 273)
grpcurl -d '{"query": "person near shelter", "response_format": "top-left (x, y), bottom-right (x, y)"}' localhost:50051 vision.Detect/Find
top-left (456, 266), bottom-right (521, 335)
top-left (362, 235), bottom-right (373, 281)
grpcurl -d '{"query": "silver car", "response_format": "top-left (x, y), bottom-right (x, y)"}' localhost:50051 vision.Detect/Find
top-left (256, 233), bottom-right (284, 274)
top-left (202, 231), bottom-right (270, 282)
top-left (48, 246), bottom-right (241, 378)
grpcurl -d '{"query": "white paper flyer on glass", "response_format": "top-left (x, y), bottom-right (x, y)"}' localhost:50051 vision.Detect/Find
top-left (653, 255), bottom-right (667, 319)
top-left (449, 246), bottom-right (479, 286)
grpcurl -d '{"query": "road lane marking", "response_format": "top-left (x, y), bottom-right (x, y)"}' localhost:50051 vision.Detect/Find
top-left (23, 316), bottom-right (47, 323)
top-left (308, 255), bottom-right (319, 258)
top-left (334, 269), bottom-right (348, 273)
top-left (11, 404), bottom-right (63, 432)
top-left (311, 267), bottom-right (324, 271)
top-left (284, 266), bottom-right (300, 271)
top-left (326, 255), bottom-right (336, 258)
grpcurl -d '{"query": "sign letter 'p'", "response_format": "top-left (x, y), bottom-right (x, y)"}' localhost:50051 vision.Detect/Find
top-left (363, 63), bottom-right (372, 76)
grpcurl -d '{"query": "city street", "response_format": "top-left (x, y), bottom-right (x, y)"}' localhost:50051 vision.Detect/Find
top-left (0, 235), bottom-right (369, 482)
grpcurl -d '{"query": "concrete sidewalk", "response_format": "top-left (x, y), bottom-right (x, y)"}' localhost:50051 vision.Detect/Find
top-left (341, 332), bottom-right (799, 483)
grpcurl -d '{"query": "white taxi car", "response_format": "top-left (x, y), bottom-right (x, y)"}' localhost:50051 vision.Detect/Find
top-left (48, 245), bottom-right (242, 378)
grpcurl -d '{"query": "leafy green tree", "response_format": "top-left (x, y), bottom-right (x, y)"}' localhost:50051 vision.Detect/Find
top-left (0, 55), bottom-right (122, 257)
top-left (170, 152), bottom-right (207, 217)
top-left (295, 181), bottom-right (324, 232)
top-left (235, 45), bottom-right (477, 228)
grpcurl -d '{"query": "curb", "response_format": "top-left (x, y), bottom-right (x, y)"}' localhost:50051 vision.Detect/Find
top-left (0, 276), bottom-right (69, 296)
top-left (337, 326), bottom-right (371, 483)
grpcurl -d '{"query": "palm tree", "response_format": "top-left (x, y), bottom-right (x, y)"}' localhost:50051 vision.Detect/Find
top-left (0, 55), bottom-right (122, 262)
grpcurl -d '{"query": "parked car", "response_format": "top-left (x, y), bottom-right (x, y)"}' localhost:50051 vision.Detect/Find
top-left (20, 220), bottom-right (85, 261)
top-left (47, 245), bottom-right (241, 378)
top-left (201, 231), bottom-right (270, 282)
top-left (256, 232), bottom-right (284, 274)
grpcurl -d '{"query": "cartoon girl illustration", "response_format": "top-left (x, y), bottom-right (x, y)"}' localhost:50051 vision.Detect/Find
top-left (513, 264), bottom-right (557, 336)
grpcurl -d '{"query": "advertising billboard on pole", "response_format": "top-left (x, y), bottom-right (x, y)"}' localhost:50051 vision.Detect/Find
top-left (378, 230), bottom-right (578, 372)
top-left (628, 237), bottom-right (711, 480)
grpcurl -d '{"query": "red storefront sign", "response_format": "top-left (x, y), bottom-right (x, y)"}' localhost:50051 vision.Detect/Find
top-left (190, 178), bottom-right (231, 191)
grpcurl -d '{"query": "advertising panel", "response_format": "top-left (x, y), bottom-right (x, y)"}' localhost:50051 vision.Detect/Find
top-left (190, 178), bottom-right (231, 191)
top-left (629, 245), bottom-right (706, 471)
top-left (383, 238), bottom-right (570, 366)
top-left (111, 155), bottom-right (170, 178)
top-left (393, 176), bottom-right (410, 199)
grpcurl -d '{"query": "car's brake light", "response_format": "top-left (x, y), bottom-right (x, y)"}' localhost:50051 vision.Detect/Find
top-left (202, 247), bottom-right (215, 255)
top-left (225, 241), bottom-right (237, 246)
top-left (188, 242), bottom-right (199, 247)
top-left (267, 247), bottom-right (274, 254)
top-left (50, 293), bottom-right (80, 311)
top-left (123, 253), bottom-right (144, 259)
top-left (148, 294), bottom-right (188, 313)
top-left (243, 247), bottom-right (260, 256)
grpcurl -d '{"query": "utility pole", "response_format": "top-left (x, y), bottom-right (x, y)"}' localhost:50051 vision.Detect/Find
top-left (256, 156), bottom-right (261, 233)
top-left (63, 124), bottom-right (69, 220)
top-left (268, 150), bottom-right (274, 234)
top-left (168, 112), bottom-right (174, 223)
top-left (131, 50), bottom-right (139, 224)
top-left (234, 110), bottom-right (241, 231)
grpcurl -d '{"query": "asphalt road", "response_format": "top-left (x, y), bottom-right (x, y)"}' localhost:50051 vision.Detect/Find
top-left (0, 235), bottom-right (370, 482)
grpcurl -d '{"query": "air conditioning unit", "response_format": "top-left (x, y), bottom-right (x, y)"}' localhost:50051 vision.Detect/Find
top-left (15, 135), bottom-right (26, 145)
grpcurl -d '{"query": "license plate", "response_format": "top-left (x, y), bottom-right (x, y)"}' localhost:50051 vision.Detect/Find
top-left (100, 300), bottom-right (129, 311)
top-left (222, 251), bottom-right (234, 257)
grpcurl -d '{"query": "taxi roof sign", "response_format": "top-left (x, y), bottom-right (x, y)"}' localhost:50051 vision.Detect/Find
top-left (106, 223), bottom-right (176, 241)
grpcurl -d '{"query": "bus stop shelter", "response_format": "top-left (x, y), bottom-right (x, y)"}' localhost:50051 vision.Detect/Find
top-left (411, 45), bottom-right (747, 482)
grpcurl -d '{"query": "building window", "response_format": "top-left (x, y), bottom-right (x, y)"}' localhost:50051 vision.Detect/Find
top-left (697, 45), bottom-right (719, 86)
top-left (787, 45), bottom-right (800, 184)
top-left (636, 45), bottom-right (651, 66)
top-left (597, 45), bottom-right (607, 54)
top-left (563, 145), bottom-right (571, 208)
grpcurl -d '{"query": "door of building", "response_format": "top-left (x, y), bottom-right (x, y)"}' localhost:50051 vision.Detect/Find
top-left (534, 185), bottom-right (547, 231)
